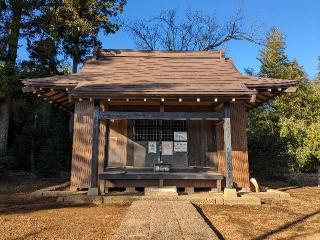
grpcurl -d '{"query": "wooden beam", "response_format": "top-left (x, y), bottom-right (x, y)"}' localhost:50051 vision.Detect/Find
top-left (50, 92), bottom-right (67, 100)
top-left (55, 96), bottom-right (69, 103)
top-left (63, 102), bottom-right (74, 108)
top-left (99, 172), bottom-right (223, 180)
top-left (43, 90), bottom-right (60, 97)
top-left (245, 102), bottom-right (256, 110)
top-left (223, 102), bottom-right (233, 188)
top-left (256, 95), bottom-right (268, 102)
top-left (99, 111), bottom-right (225, 120)
top-left (91, 104), bottom-right (100, 189)
top-left (259, 91), bottom-right (274, 97)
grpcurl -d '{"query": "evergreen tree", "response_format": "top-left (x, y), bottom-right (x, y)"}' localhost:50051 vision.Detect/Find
top-left (0, 1), bottom-right (126, 177)
top-left (317, 57), bottom-right (320, 81)
top-left (249, 27), bottom-right (320, 180)
top-left (9, 35), bottom-right (71, 176)
top-left (0, 0), bottom-right (41, 160)
top-left (258, 27), bottom-right (288, 78)
top-left (50, 0), bottom-right (126, 73)
top-left (248, 28), bottom-right (305, 178)
top-left (275, 77), bottom-right (320, 172)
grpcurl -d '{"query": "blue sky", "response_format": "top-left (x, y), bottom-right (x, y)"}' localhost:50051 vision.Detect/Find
top-left (18, 0), bottom-right (320, 78)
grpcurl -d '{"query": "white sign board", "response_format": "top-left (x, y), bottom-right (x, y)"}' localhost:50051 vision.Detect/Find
top-left (162, 141), bottom-right (173, 155)
top-left (174, 142), bottom-right (188, 152)
top-left (174, 132), bottom-right (188, 141)
top-left (148, 141), bottom-right (157, 153)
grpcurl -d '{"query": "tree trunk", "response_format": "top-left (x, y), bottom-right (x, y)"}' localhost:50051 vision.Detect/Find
top-left (0, 1), bottom-right (23, 157)
top-left (0, 95), bottom-right (11, 156)
top-left (30, 113), bottom-right (38, 173)
top-left (69, 112), bottom-right (74, 137)
top-left (72, 57), bottom-right (78, 73)
top-left (7, 1), bottom-right (22, 65)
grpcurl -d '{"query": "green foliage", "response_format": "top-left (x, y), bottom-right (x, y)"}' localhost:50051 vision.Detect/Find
top-left (1, 0), bottom-right (126, 177)
top-left (0, 62), bottom-right (20, 95)
top-left (7, 33), bottom-right (71, 177)
top-left (9, 97), bottom-right (71, 176)
top-left (317, 57), bottom-right (320, 81)
top-left (9, 20), bottom-right (73, 176)
top-left (49, 0), bottom-right (126, 72)
top-left (248, 27), bottom-right (320, 180)
top-left (0, 0), bottom-right (43, 95)
top-left (258, 27), bottom-right (288, 79)
top-left (248, 104), bottom-right (292, 179)
top-left (275, 82), bottom-right (320, 171)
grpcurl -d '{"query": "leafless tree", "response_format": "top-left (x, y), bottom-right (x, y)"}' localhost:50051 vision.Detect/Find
top-left (123, 8), bottom-right (262, 51)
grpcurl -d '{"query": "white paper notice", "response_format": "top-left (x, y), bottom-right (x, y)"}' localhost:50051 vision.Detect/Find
top-left (174, 142), bottom-right (188, 152)
top-left (174, 132), bottom-right (188, 141)
top-left (162, 141), bottom-right (173, 155)
top-left (148, 141), bottom-right (157, 153)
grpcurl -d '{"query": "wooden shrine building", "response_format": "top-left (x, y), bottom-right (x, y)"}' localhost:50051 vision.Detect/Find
top-left (23, 50), bottom-right (297, 194)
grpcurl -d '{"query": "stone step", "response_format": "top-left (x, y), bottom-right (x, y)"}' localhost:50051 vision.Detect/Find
top-left (145, 186), bottom-right (178, 196)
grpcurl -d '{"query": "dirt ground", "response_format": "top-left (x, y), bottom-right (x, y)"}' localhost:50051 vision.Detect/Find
top-left (0, 175), bottom-right (128, 240)
top-left (200, 183), bottom-right (320, 240)
top-left (1, 174), bottom-right (319, 240)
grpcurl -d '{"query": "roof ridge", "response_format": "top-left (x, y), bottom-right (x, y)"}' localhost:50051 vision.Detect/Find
top-left (98, 49), bottom-right (225, 59)
top-left (100, 49), bottom-right (223, 53)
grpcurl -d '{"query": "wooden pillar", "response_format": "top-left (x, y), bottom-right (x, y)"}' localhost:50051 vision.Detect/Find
top-left (223, 102), bottom-right (233, 189)
top-left (159, 102), bottom-right (164, 163)
top-left (70, 101), bottom-right (94, 190)
top-left (89, 104), bottom-right (100, 192)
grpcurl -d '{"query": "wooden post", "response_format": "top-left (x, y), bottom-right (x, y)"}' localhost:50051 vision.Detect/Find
top-left (223, 102), bottom-right (233, 189)
top-left (88, 104), bottom-right (100, 195)
top-left (217, 179), bottom-right (222, 192)
top-left (159, 102), bottom-right (164, 164)
top-left (318, 166), bottom-right (320, 187)
top-left (30, 113), bottom-right (37, 173)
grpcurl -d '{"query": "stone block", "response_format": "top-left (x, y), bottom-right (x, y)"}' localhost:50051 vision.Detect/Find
top-left (57, 195), bottom-right (103, 204)
top-left (145, 186), bottom-right (178, 196)
top-left (209, 188), bottom-right (219, 193)
top-left (249, 192), bottom-right (278, 200)
top-left (223, 195), bottom-right (261, 205)
top-left (250, 178), bottom-right (260, 192)
top-left (125, 187), bottom-right (137, 193)
top-left (267, 189), bottom-right (291, 200)
top-left (214, 196), bottom-right (224, 205)
top-left (87, 187), bottom-right (99, 196)
top-left (223, 188), bottom-right (237, 198)
top-left (185, 187), bottom-right (195, 194)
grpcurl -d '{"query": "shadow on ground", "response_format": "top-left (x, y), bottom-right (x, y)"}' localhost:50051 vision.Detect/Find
top-left (253, 209), bottom-right (320, 240)
top-left (0, 197), bottom-right (92, 216)
top-left (193, 204), bottom-right (226, 240)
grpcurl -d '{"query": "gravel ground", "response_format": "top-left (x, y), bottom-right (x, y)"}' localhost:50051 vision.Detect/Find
top-left (0, 177), bottom-right (128, 240)
top-left (200, 186), bottom-right (320, 240)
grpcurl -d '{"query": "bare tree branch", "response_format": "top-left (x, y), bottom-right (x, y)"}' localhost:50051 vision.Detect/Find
top-left (123, 8), bottom-right (263, 51)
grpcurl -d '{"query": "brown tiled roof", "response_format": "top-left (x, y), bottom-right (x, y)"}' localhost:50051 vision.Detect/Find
top-left (22, 49), bottom-right (297, 109)
top-left (242, 76), bottom-right (297, 88)
top-left (68, 50), bottom-right (257, 98)
top-left (23, 75), bottom-right (77, 89)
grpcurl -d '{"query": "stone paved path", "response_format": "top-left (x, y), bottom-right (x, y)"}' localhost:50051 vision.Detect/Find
top-left (112, 200), bottom-right (219, 240)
